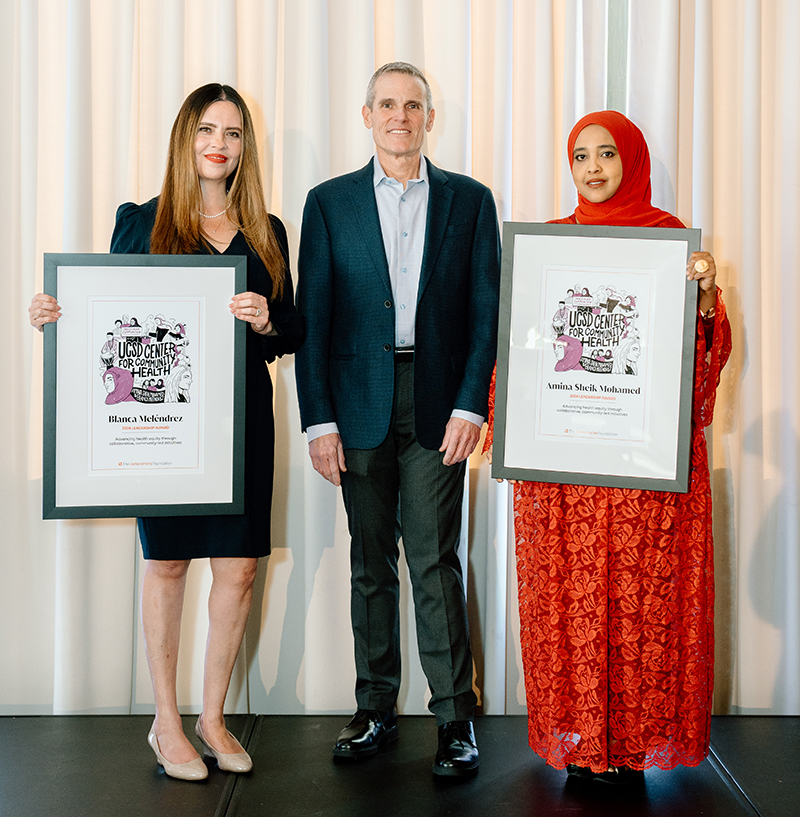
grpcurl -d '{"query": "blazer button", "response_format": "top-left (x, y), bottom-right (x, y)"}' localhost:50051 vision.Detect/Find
top-left (384, 300), bottom-right (392, 308)
top-left (383, 344), bottom-right (391, 352)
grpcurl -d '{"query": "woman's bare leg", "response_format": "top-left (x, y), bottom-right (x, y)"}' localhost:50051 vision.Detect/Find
top-left (141, 558), bottom-right (199, 763)
top-left (198, 557), bottom-right (258, 752)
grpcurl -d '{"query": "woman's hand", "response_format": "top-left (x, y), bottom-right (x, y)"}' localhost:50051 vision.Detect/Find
top-left (487, 447), bottom-right (505, 484)
top-left (486, 446), bottom-right (518, 484)
top-left (687, 251), bottom-right (718, 315)
top-left (29, 293), bottom-right (61, 332)
top-left (230, 292), bottom-right (272, 334)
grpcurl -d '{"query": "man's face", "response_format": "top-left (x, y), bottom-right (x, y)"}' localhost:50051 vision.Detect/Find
top-left (362, 73), bottom-right (434, 163)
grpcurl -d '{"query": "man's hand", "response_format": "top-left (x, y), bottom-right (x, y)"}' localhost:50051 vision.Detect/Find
top-left (439, 417), bottom-right (481, 466)
top-left (309, 433), bottom-right (347, 486)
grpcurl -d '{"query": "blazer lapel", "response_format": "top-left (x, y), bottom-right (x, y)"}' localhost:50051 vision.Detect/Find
top-left (346, 161), bottom-right (392, 295)
top-left (418, 159), bottom-right (454, 302)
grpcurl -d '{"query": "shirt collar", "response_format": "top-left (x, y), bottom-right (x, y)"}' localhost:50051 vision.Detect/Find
top-left (373, 154), bottom-right (428, 188)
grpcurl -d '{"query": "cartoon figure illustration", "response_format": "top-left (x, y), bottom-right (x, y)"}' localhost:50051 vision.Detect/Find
top-left (550, 283), bottom-right (642, 375)
top-left (592, 286), bottom-right (609, 312)
top-left (151, 314), bottom-right (172, 342)
top-left (103, 367), bottom-right (136, 404)
top-left (165, 362), bottom-right (192, 403)
top-left (552, 300), bottom-right (570, 330)
top-left (554, 335), bottom-right (585, 372)
top-left (613, 336), bottom-right (642, 375)
top-left (99, 332), bottom-right (117, 369)
top-left (169, 324), bottom-right (189, 364)
top-left (604, 290), bottom-right (620, 313)
top-left (98, 314), bottom-right (192, 404)
top-left (572, 287), bottom-right (594, 307)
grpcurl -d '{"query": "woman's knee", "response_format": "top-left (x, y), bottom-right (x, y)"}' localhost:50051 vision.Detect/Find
top-left (145, 558), bottom-right (191, 581)
top-left (211, 557), bottom-right (258, 591)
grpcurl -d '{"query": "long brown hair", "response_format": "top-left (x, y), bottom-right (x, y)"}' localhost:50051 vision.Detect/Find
top-left (150, 84), bottom-right (285, 299)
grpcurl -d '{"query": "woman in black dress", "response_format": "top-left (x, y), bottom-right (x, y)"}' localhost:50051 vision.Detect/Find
top-left (30, 84), bottom-right (303, 781)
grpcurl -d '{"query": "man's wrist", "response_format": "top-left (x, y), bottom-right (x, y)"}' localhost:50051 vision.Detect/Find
top-left (451, 409), bottom-right (484, 427)
top-left (306, 422), bottom-right (340, 443)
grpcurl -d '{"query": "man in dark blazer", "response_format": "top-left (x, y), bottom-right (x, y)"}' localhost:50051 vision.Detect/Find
top-left (295, 62), bottom-right (500, 777)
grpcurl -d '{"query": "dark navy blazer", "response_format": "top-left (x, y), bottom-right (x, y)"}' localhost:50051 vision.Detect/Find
top-left (295, 158), bottom-right (501, 451)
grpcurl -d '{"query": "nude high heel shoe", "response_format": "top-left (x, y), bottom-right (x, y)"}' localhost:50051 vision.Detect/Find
top-left (195, 716), bottom-right (253, 773)
top-left (148, 729), bottom-right (208, 781)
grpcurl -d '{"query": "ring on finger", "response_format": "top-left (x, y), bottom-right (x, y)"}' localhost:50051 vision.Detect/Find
top-left (255, 307), bottom-right (262, 317)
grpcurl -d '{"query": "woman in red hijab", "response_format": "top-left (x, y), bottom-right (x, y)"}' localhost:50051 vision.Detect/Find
top-left (485, 111), bottom-right (732, 783)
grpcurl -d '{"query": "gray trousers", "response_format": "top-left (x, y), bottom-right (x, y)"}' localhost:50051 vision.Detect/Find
top-left (340, 360), bottom-right (477, 724)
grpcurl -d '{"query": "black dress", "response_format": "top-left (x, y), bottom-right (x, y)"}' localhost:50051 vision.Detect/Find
top-left (110, 197), bottom-right (304, 559)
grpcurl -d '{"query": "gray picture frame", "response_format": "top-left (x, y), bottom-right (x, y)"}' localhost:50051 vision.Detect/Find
top-left (492, 222), bottom-right (701, 492)
top-left (42, 253), bottom-right (247, 519)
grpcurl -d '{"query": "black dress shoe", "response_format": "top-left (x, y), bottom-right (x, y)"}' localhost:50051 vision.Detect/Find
top-left (566, 764), bottom-right (644, 785)
top-left (566, 763), bottom-right (591, 779)
top-left (432, 720), bottom-right (479, 777)
top-left (333, 708), bottom-right (398, 758)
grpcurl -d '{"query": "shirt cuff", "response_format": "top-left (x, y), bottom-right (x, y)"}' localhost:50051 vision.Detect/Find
top-left (451, 410), bottom-right (485, 428)
top-left (306, 422), bottom-right (340, 443)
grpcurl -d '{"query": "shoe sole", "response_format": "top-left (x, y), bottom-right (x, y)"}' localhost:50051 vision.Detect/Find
top-left (332, 724), bottom-right (399, 758)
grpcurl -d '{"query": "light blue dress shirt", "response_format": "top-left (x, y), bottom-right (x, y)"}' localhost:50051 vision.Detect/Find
top-left (373, 155), bottom-right (428, 348)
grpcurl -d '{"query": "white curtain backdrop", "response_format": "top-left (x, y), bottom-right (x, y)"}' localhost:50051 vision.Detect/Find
top-left (2, 0), bottom-right (798, 718)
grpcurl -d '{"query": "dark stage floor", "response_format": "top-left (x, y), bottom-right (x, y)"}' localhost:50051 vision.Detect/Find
top-left (0, 714), bottom-right (794, 817)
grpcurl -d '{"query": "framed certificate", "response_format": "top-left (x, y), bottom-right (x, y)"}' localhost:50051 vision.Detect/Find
top-left (42, 253), bottom-right (247, 519)
top-left (492, 223), bottom-right (701, 492)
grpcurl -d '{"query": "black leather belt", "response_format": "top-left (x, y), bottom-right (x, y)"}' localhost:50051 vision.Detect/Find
top-left (394, 347), bottom-right (414, 361)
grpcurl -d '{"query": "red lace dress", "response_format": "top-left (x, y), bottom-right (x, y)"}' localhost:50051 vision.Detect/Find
top-left (486, 270), bottom-right (732, 773)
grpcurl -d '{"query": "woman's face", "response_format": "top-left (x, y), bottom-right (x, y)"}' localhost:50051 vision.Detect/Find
top-left (195, 100), bottom-right (243, 184)
top-left (571, 124), bottom-right (623, 203)
top-left (179, 369), bottom-right (193, 389)
top-left (104, 373), bottom-right (116, 393)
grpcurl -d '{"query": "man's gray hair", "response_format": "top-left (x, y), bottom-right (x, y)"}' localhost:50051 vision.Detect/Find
top-left (365, 62), bottom-right (433, 112)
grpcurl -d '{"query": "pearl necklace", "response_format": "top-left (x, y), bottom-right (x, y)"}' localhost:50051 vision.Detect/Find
top-left (199, 206), bottom-right (230, 234)
top-left (199, 206), bottom-right (229, 219)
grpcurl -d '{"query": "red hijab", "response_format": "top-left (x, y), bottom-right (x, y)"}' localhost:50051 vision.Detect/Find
top-left (567, 110), bottom-right (674, 227)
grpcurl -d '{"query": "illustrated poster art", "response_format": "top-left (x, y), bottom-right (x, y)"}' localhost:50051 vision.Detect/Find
top-left (496, 227), bottom-right (696, 489)
top-left (90, 299), bottom-right (203, 473)
top-left (535, 266), bottom-right (654, 444)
